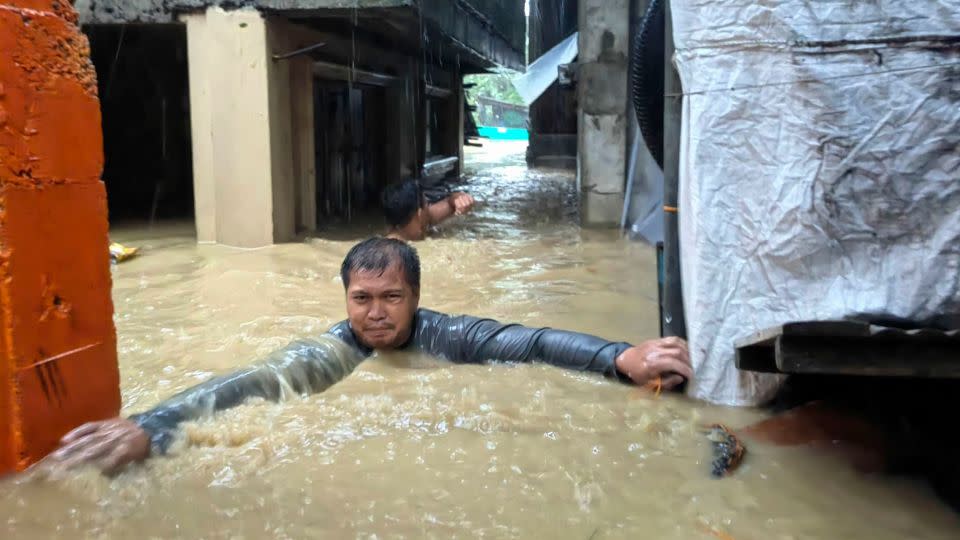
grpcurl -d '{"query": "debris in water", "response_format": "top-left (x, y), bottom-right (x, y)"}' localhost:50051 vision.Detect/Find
top-left (705, 423), bottom-right (745, 477)
top-left (698, 523), bottom-right (737, 540)
top-left (109, 242), bottom-right (139, 263)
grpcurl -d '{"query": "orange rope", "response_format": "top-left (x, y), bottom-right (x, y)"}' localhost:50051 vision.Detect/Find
top-left (643, 376), bottom-right (663, 397)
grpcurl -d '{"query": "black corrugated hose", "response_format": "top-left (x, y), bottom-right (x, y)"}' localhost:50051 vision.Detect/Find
top-left (630, 0), bottom-right (665, 169)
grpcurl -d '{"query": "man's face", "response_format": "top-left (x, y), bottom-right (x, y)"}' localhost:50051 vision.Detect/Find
top-left (345, 264), bottom-right (419, 349)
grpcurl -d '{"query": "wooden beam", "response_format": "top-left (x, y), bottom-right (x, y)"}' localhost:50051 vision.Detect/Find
top-left (776, 336), bottom-right (960, 378)
top-left (425, 84), bottom-right (453, 99)
top-left (735, 321), bottom-right (960, 378)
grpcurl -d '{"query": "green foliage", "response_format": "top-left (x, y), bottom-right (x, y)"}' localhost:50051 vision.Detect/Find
top-left (464, 73), bottom-right (524, 106)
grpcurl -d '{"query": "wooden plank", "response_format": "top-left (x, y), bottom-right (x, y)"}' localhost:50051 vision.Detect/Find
top-left (425, 84), bottom-right (453, 99)
top-left (775, 336), bottom-right (960, 378)
top-left (734, 320), bottom-right (873, 349)
top-left (735, 343), bottom-right (781, 373)
top-left (780, 320), bottom-right (872, 338)
top-left (733, 324), bottom-right (786, 349)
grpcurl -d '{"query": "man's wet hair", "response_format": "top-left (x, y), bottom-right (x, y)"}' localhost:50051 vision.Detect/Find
top-left (340, 237), bottom-right (421, 291)
top-left (382, 178), bottom-right (425, 228)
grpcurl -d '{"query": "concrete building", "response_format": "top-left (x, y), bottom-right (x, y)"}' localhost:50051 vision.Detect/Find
top-left (527, 0), bottom-right (657, 227)
top-left (577, 0), bottom-right (631, 226)
top-left (76, 0), bottom-right (525, 247)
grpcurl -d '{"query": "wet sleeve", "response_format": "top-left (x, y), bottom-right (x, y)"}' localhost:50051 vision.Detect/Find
top-left (424, 314), bottom-right (633, 381)
top-left (129, 335), bottom-right (365, 456)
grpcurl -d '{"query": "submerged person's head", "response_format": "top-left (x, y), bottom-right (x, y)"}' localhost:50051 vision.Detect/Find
top-left (382, 179), bottom-right (429, 240)
top-left (340, 237), bottom-right (421, 349)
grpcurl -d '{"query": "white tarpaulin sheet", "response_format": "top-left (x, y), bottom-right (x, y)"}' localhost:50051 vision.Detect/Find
top-left (672, 0), bottom-right (960, 406)
top-left (512, 32), bottom-right (578, 106)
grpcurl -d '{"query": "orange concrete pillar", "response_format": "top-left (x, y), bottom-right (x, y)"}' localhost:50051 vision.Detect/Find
top-left (0, 0), bottom-right (120, 473)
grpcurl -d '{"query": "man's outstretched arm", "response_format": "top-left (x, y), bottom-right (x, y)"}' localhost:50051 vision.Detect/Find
top-left (426, 192), bottom-right (475, 225)
top-left (41, 335), bottom-right (365, 474)
top-left (420, 312), bottom-right (692, 388)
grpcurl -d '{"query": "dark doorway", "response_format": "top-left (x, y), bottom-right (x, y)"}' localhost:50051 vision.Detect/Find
top-left (313, 81), bottom-right (387, 224)
top-left (84, 24), bottom-right (194, 223)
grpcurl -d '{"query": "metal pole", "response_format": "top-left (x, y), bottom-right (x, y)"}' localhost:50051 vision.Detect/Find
top-left (272, 42), bottom-right (325, 61)
top-left (312, 61), bottom-right (398, 87)
top-left (662, 0), bottom-right (687, 339)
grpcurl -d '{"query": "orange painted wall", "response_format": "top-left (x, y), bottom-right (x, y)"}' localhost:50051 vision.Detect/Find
top-left (0, 0), bottom-right (120, 473)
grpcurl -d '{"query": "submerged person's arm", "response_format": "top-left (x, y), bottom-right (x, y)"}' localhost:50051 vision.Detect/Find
top-left (426, 192), bottom-right (475, 225)
top-left (132, 336), bottom-right (365, 455)
top-left (416, 311), bottom-right (692, 387)
top-left (44, 333), bottom-right (365, 473)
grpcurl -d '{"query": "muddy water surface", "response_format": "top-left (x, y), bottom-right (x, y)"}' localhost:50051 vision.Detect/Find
top-left (3, 143), bottom-right (958, 539)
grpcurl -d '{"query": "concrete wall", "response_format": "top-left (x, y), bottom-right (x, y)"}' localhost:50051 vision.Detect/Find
top-left (577, 0), bottom-right (629, 226)
top-left (0, 0), bottom-right (120, 472)
top-left (182, 7), bottom-right (298, 247)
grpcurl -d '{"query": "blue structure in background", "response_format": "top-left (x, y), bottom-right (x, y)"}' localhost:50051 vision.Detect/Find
top-left (477, 126), bottom-right (530, 141)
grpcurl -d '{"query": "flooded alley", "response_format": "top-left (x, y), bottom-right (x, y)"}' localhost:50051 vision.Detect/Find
top-left (2, 144), bottom-right (958, 539)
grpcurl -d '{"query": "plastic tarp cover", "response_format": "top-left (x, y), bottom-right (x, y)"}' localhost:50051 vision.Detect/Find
top-left (512, 32), bottom-right (579, 106)
top-left (625, 115), bottom-right (665, 245)
top-left (671, 0), bottom-right (960, 406)
top-left (621, 116), bottom-right (663, 246)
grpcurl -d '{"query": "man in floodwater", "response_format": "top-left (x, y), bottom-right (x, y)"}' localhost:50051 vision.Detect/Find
top-left (45, 237), bottom-right (692, 473)
top-left (383, 178), bottom-right (476, 241)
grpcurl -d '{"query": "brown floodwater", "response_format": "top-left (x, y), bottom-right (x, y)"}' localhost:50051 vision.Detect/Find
top-left (3, 142), bottom-right (958, 539)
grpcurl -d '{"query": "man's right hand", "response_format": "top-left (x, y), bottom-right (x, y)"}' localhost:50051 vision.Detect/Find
top-left (38, 417), bottom-right (151, 475)
top-left (450, 192), bottom-right (476, 215)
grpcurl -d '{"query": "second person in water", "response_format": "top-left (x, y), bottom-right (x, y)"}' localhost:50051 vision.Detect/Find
top-left (383, 178), bottom-right (476, 241)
